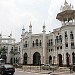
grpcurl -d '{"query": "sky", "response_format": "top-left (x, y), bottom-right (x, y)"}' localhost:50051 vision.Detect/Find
top-left (0, 0), bottom-right (75, 42)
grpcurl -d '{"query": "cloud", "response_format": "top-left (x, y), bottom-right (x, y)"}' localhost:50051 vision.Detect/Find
top-left (0, 0), bottom-right (74, 42)
top-left (46, 0), bottom-right (75, 32)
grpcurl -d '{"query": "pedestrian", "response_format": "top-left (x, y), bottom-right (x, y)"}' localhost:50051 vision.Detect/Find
top-left (70, 65), bottom-right (72, 73)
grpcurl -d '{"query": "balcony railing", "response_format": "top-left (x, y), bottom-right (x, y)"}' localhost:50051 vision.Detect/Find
top-left (32, 43), bottom-right (42, 48)
top-left (55, 39), bottom-right (62, 44)
top-left (71, 46), bottom-right (75, 49)
top-left (62, 22), bottom-right (75, 26)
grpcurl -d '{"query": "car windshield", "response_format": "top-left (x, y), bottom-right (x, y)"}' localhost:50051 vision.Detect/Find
top-left (4, 65), bottom-right (13, 68)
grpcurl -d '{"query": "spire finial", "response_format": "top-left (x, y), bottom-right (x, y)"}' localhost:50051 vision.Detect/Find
top-left (60, 5), bottom-right (62, 11)
top-left (70, 3), bottom-right (71, 7)
top-left (43, 21), bottom-right (45, 26)
top-left (22, 25), bottom-right (25, 30)
top-left (30, 21), bottom-right (32, 26)
top-left (64, 0), bottom-right (68, 5)
top-left (10, 32), bottom-right (12, 36)
top-left (42, 21), bottom-right (46, 33)
top-left (29, 21), bottom-right (32, 33)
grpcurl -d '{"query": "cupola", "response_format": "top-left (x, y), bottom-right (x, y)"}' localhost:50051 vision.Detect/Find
top-left (62, 0), bottom-right (72, 12)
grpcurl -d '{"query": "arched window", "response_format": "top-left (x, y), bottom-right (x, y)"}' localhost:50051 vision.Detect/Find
top-left (25, 41), bottom-right (27, 47)
top-left (39, 40), bottom-right (41, 46)
top-left (36, 39), bottom-right (38, 46)
top-left (65, 31), bottom-right (68, 39)
top-left (70, 31), bottom-right (74, 39)
top-left (49, 40), bottom-right (50, 46)
top-left (32, 41), bottom-right (34, 47)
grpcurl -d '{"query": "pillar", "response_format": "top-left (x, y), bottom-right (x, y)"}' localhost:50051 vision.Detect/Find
top-left (68, 30), bottom-right (71, 50)
top-left (42, 24), bottom-right (46, 64)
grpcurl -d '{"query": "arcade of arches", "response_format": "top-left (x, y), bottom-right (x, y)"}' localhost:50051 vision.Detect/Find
top-left (23, 53), bottom-right (28, 65)
top-left (49, 52), bottom-right (75, 66)
top-left (23, 52), bottom-right (75, 66)
top-left (33, 52), bottom-right (41, 65)
top-left (23, 52), bottom-right (41, 65)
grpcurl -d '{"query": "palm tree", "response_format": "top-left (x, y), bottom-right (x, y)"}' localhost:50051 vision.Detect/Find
top-left (0, 47), bottom-right (7, 63)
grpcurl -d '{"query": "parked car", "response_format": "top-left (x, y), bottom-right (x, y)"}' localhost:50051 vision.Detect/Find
top-left (42, 64), bottom-right (50, 66)
top-left (0, 64), bottom-right (15, 75)
top-left (49, 64), bottom-right (58, 70)
top-left (41, 64), bottom-right (50, 70)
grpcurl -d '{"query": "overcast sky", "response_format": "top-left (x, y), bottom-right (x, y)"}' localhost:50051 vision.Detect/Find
top-left (0, 0), bottom-right (75, 42)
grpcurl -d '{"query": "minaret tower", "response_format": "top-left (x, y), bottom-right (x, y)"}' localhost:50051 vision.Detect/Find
top-left (22, 25), bottom-right (25, 36)
top-left (56, 0), bottom-right (75, 26)
top-left (29, 21), bottom-right (32, 64)
top-left (20, 26), bottom-right (25, 64)
top-left (29, 21), bottom-right (32, 33)
top-left (42, 22), bottom-right (46, 64)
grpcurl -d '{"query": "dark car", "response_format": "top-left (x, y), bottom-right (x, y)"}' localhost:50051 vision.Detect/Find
top-left (0, 64), bottom-right (15, 75)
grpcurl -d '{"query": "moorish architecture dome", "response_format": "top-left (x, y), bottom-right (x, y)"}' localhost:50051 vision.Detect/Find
top-left (62, 0), bottom-right (72, 12)
top-left (56, 0), bottom-right (75, 27)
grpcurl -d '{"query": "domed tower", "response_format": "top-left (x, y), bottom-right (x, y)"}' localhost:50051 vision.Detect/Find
top-left (21, 25), bottom-right (25, 36)
top-left (56, 0), bottom-right (75, 26)
top-left (42, 22), bottom-right (46, 64)
top-left (29, 21), bottom-right (32, 33)
top-left (56, 0), bottom-right (75, 66)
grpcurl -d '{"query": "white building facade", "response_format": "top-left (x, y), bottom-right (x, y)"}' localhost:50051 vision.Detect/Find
top-left (20, 0), bottom-right (75, 66)
top-left (0, 34), bottom-right (20, 64)
top-left (0, 0), bottom-right (75, 67)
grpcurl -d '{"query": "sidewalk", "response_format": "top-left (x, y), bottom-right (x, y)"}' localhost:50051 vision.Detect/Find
top-left (16, 68), bottom-right (75, 75)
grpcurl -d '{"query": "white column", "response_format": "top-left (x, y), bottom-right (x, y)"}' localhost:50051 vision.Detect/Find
top-left (7, 38), bottom-right (12, 63)
top-left (64, 53), bottom-right (66, 65)
top-left (70, 53), bottom-right (72, 65)
top-left (52, 33), bottom-right (57, 64)
top-left (20, 39), bottom-right (24, 64)
top-left (62, 31), bottom-right (65, 51)
top-left (68, 30), bottom-right (71, 50)
top-left (62, 31), bottom-right (66, 65)
top-left (42, 32), bottom-right (46, 64)
top-left (29, 33), bottom-right (32, 64)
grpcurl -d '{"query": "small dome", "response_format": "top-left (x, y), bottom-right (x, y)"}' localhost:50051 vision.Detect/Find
top-left (62, 5), bottom-right (71, 12)
top-left (61, 0), bottom-right (72, 12)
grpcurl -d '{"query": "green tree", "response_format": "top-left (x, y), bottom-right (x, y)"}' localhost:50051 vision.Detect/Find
top-left (0, 47), bottom-right (7, 63)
